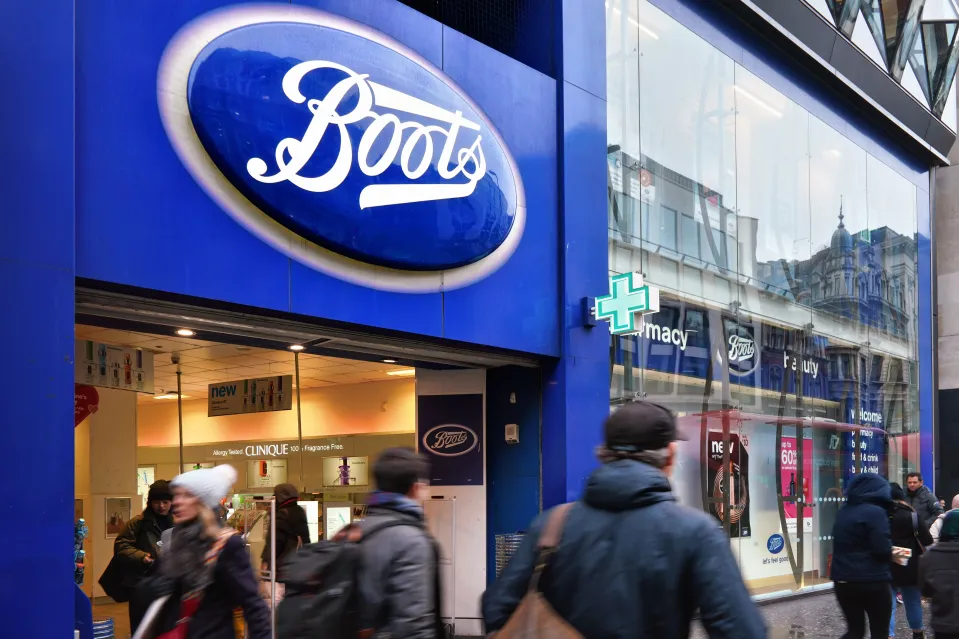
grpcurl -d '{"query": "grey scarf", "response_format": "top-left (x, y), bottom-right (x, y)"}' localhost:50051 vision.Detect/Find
top-left (158, 520), bottom-right (217, 593)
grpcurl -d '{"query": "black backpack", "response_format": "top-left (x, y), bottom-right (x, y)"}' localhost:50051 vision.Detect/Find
top-left (275, 519), bottom-right (418, 639)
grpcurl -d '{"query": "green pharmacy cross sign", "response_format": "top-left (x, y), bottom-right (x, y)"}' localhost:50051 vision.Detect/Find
top-left (594, 272), bottom-right (661, 335)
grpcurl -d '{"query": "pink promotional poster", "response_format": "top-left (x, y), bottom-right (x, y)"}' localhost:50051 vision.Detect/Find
top-left (780, 437), bottom-right (813, 533)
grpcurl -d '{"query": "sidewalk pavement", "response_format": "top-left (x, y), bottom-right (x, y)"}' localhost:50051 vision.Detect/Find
top-left (690, 591), bottom-right (929, 638)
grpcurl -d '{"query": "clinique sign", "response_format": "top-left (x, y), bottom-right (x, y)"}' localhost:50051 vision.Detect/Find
top-left (211, 442), bottom-right (345, 458)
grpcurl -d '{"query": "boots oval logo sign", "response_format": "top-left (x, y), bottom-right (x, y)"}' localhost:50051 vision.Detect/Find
top-left (158, 6), bottom-right (525, 292)
top-left (421, 425), bottom-right (479, 457)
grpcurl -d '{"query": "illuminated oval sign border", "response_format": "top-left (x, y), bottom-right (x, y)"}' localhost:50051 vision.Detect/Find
top-left (421, 424), bottom-right (480, 457)
top-left (157, 5), bottom-right (526, 293)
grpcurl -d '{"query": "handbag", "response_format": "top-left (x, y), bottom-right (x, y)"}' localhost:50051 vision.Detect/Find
top-left (912, 511), bottom-right (927, 554)
top-left (99, 553), bottom-right (151, 603)
top-left (152, 530), bottom-right (234, 639)
top-left (489, 504), bottom-right (582, 639)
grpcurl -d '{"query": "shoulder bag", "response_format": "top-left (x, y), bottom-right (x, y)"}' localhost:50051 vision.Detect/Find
top-left (489, 504), bottom-right (582, 639)
top-left (912, 511), bottom-right (927, 554)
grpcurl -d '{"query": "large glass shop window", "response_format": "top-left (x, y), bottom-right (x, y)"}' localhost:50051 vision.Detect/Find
top-left (606, 0), bottom-right (922, 596)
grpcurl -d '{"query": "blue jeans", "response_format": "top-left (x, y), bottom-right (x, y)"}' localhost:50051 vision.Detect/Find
top-left (890, 585), bottom-right (924, 635)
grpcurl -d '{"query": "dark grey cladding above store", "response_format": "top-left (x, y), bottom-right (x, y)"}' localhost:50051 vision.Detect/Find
top-left (710, 0), bottom-right (959, 164)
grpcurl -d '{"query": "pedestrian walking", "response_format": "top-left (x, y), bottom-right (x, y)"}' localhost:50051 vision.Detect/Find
top-left (920, 510), bottom-right (959, 639)
top-left (888, 482), bottom-right (932, 639)
top-left (481, 401), bottom-right (766, 638)
top-left (907, 472), bottom-right (943, 529)
top-left (132, 464), bottom-right (270, 639)
top-left (930, 495), bottom-right (959, 544)
top-left (99, 480), bottom-right (174, 631)
top-left (355, 447), bottom-right (445, 639)
top-left (831, 472), bottom-right (894, 639)
top-left (259, 483), bottom-right (310, 605)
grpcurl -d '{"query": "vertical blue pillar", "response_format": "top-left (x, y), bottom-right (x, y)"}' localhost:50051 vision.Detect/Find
top-left (0, 0), bottom-right (76, 635)
top-left (542, 0), bottom-right (610, 507)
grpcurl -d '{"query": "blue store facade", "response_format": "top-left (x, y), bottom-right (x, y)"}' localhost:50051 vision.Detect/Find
top-left (0, 0), bottom-right (956, 635)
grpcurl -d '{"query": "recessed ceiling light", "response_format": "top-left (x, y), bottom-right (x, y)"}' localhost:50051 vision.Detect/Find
top-left (382, 359), bottom-right (397, 364)
top-left (176, 329), bottom-right (196, 337)
top-left (289, 344), bottom-right (305, 351)
top-left (387, 369), bottom-right (415, 377)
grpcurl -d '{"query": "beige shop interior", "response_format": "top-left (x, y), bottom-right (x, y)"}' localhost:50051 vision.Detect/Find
top-left (74, 320), bottom-right (427, 601)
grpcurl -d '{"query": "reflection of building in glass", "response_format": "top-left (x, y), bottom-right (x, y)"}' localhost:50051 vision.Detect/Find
top-left (753, 208), bottom-right (916, 341)
top-left (608, 151), bottom-right (918, 434)
top-left (609, 149), bottom-right (916, 342)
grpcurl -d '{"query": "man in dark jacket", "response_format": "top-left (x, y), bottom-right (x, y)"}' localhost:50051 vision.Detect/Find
top-left (261, 483), bottom-right (311, 580)
top-left (114, 479), bottom-right (174, 630)
top-left (831, 472), bottom-right (893, 639)
top-left (908, 472), bottom-right (943, 529)
top-left (358, 447), bottom-right (444, 639)
top-left (482, 401), bottom-right (765, 638)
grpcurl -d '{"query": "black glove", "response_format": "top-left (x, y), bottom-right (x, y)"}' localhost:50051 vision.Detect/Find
top-left (149, 574), bottom-right (176, 598)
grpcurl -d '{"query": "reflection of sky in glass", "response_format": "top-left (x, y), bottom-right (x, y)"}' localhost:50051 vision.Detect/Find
top-left (636, 1), bottom-right (736, 210)
top-left (606, 0), bottom-right (920, 346)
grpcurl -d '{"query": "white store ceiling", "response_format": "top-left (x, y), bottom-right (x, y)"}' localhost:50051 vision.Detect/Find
top-left (75, 324), bottom-right (414, 403)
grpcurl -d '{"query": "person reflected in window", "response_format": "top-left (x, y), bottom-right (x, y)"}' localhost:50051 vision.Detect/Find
top-left (930, 495), bottom-right (959, 544)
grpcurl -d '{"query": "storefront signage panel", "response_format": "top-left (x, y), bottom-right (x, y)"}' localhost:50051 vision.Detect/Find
top-left (780, 436), bottom-right (813, 533)
top-left (158, 6), bottom-right (524, 292)
top-left (612, 298), bottom-right (906, 428)
top-left (75, 340), bottom-right (154, 394)
top-left (76, 2), bottom-right (560, 355)
top-left (208, 375), bottom-right (293, 417)
top-left (322, 456), bottom-right (369, 488)
top-left (594, 272), bottom-right (661, 335)
top-left (417, 394), bottom-right (484, 486)
top-left (211, 440), bottom-right (345, 458)
top-left (706, 432), bottom-right (751, 538)
top-left (841, 429), bottom-right (886, 485)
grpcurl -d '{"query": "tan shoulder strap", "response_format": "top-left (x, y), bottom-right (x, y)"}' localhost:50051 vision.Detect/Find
top-left (537, 503), bottom-right (574, 550)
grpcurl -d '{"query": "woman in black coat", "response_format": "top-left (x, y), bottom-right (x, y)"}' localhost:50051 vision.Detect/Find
top-left (260, 483), bottom-right (311, 577)
top-left (259, 483), bottom-right (311, 605)
top-left (134, 466), bottom-right (270, 639)
top-left (889, 482), bottom-right (934, 639)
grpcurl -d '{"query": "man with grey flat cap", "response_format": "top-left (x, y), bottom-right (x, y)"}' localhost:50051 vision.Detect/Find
top-left (482, 401), bottom-right (765, 638)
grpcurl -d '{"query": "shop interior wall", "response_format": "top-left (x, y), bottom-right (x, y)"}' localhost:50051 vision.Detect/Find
top-left (138, 433), bottom-right (416, 494)
top-left (75, 415), bottom-right (92, 597)
top-left (416, 369), bottom-right (487, 637)
top-left (75, 388), bottom-right (139, 599)
top-left (138, 378), bottom-right (415, 447)
top-left (485, 365), bottom-right (542, 585)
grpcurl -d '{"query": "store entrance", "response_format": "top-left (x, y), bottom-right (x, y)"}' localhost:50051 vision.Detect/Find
top-left (73, 288), bottom-right (533, 638)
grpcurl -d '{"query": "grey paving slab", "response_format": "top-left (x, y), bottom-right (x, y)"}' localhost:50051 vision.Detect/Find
top-left (690, 592), bottom-right (930, 638)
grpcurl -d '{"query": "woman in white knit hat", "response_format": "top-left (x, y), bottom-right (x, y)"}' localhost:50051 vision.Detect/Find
top-left (132, 464), bottom-right (270, 639)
